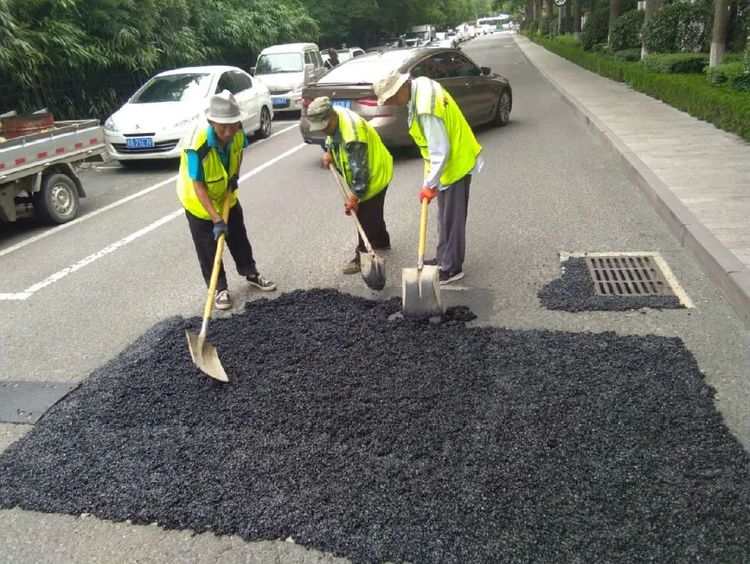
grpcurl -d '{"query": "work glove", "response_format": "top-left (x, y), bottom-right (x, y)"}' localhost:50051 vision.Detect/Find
top-left (419, 186), bottom-right (437, 203)
top-left (212, 220), bottom-right (229, 241)
top-left (345, 194), bottom-right (359, 215)
top-left (228, 174), bottom-right (239, 192)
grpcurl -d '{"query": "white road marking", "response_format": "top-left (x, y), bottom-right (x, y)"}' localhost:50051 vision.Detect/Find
top-left (0, 123), bottom-right (300, 259)
top-left (0, 292), bottom-right (32, 301)
top-left (0, 141), bottom-right (307, 301)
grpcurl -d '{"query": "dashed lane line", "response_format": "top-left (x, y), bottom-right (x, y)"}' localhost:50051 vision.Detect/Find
top-left (0, 142), bottom-right (307, 301)
top-left (0, 123), bottom-right (300, 259)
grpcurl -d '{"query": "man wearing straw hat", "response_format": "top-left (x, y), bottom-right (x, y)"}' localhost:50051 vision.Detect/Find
top-left (177, 90), bottom-right (276, 310)
top-left (307, 96), bottom-right (393, 275)
top-left (373, 70), bottom-right (483, 285)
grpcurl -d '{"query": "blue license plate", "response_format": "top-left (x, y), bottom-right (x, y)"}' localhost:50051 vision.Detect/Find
top-left (332, 99), bottom-right (351, 109)
top-left (272, 98), bottom-right (288, 107)
top-left (125, 137), bottom-right (154, 149)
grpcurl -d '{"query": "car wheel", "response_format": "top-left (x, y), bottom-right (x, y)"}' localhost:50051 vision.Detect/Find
top-left (493, 90), bottom-right (511, 127)
top-left (256, 106), bottom-right (272, 139)
top-left (34, 173), bottom-right (79, 224)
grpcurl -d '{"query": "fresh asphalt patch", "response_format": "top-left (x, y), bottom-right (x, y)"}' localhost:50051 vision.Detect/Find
top-left (1, 289), bottom-right (748, 562)
top-left (538, 257), bottom-right (684, 312)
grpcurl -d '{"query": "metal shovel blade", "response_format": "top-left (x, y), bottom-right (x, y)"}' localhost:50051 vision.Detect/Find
top-left (185, 330), bottom-right (229, 382)
top-left (359, 250), bottom-right (386, 291)
top-left (402, 265), bottom-right (442, 317)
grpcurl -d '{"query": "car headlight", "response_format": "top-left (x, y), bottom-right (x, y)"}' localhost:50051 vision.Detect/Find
top-left (104, 117), bottom-right (118, 132)
top-left (172, 114), bottom-right (201, 129)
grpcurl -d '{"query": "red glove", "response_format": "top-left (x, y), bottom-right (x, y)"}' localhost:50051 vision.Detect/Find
top-left (345, 194), bottom-right (359, 215)
top-left (419, 186), bottom-right (437, 203)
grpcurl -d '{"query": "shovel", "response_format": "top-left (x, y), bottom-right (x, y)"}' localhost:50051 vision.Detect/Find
top-left (328, 164), bottom-right (386, 291)
top-left (402, 198), bottom-right (442, 317)
top-left (185, 193), bottom-right (231, 382)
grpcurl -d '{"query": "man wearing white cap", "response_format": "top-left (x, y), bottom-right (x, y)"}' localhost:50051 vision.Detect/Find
top-left (176, 90), bottom-right (275, 310)
top-left (373, 70), bottom-right (483, 285)
top-left (307, 96), bottom-right (393, 275)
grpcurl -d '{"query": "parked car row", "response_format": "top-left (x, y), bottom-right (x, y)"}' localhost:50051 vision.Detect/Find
top-left (103, 38), bottom-right (512, 164)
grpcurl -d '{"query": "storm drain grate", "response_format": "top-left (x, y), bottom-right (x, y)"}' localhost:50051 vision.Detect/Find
top-left (585, 255), bottom-right (673, 297)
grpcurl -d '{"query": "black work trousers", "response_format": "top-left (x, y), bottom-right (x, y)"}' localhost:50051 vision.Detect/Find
top-left (355, 187), bottom-right (390, 255)
top-left (185, 202), bottom-right (257, 292)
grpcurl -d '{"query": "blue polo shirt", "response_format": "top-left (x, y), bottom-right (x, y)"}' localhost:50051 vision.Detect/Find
top-left (186, 125), bottom-right (249, 181)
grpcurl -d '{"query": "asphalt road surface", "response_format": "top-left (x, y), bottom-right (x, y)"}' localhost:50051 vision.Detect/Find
top-left (1, 33), bottom-right (748, 562)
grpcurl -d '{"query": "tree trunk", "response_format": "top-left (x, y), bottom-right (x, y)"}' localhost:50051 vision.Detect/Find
top-left (526, 0), bottom-right (533, 29)
top-left (546, 0), bottom-right (554, 36)
top-left (535, 0), bottom-right (544, 31)
top-left (574, 0), bottom-right (582, 36)
top-left (641, 0), bottom-right (657, 60)
top-left (709, 0), bottom-right (729, 66)
top-left (609, 0), bottom-right (622, 43)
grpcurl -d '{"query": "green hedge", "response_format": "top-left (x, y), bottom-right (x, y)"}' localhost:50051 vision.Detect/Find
top-left (613, 48), bottom-right (642, 62)
top-left (642, 53), bottom-right (709, 73)
top-left (529, 34), bottom-right (750, 141)
top-left (706, 62), bottom-right (746, 86)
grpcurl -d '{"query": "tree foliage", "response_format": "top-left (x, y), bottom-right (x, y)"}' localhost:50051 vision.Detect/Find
top-left (609, 9), bottom-right (644, 52)
top-left (641, 1), bottom-right (713, 54)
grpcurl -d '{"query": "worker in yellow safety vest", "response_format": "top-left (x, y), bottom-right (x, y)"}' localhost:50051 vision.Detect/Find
top-left (176, 90), bottom-right (276, 310)
top-left (374, 70), bottom-right (483, 285)
top-left (307, 96), bottom-right (394, 274)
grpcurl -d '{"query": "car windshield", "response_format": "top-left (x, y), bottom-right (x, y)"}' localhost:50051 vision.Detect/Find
top-left (319, 51), bottom-right (414, 84)
top-left (132, 74), bottom-right (212, 103)
top-left (256, 53), bottom-right (303, 74)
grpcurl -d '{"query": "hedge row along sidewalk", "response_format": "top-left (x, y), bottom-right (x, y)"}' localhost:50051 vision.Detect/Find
top-left (525, 32), bottom-right (750, 142)
top-left (513, 34), bottom-right (750, 328)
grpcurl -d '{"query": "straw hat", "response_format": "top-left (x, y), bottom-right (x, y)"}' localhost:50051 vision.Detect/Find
top-left (373, 70), bottom-right (410, 106)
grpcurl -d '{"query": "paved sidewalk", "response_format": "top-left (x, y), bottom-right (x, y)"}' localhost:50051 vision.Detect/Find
top-left (514, 35), bottom-right (750, 328)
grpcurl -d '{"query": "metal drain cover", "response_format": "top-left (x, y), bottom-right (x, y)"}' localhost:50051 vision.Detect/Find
top-left (585, 255), bottom-right (674, 297)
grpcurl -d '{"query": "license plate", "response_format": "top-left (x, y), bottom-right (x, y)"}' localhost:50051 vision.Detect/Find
top-left (272, 98), bottom-right (288, 107)
top-left (332, 99), bottom-right (351, 109)
top-left (125, 137), bottom-right (154, 148)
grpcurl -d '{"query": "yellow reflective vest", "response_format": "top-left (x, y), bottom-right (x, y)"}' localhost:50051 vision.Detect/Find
top-left (408, 77), bottom-right (482, 187)
top-left (176, 126), bottom-right (244, 220)
top-left (328, 107), bottom-right (393, 202)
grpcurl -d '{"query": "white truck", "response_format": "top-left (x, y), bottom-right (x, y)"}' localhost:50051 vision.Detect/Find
top-left (403, 25), bottom-right (436, 47)
top-left (0, 117), bottom-right (106, 224)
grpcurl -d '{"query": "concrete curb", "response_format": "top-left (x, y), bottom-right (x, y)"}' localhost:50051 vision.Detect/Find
top-left (514, 35), bottom-right (750, 328)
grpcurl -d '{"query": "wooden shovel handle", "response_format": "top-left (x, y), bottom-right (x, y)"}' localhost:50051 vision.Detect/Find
top-left (417, 198), bottom-right (429, 268)
top-left (328, 164), bottom-right (375, 254)
top-left (202, 192), bottom-right (233, 323)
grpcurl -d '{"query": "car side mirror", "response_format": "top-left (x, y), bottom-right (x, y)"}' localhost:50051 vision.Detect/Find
top-left (250, 67), bottom-right (256, 76)
top-left (481, 66), bottom-right (491, 76)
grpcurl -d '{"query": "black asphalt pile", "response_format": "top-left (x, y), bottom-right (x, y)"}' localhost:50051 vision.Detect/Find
top-left (538, 257), bottom-right (684, 312)
top-left (1, 289), bottom-right (749, 562)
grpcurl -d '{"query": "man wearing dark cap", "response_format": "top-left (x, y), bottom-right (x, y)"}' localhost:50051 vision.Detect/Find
top-left (307, 96), bottom-right (393, 274)
top-left (177, 90), bottom-right (276, 310)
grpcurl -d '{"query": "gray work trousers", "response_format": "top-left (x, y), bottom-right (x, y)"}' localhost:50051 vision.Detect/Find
top-left (436, 174), bottom-right (471, 274)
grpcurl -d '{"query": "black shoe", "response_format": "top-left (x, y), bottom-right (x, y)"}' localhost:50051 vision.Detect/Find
top-left (214, 289), bottom-right (233, 310)
top-left (247, 273), bottom-right (277, 291)
top-left (439, 269), bottom-right (464, 285)
top-left (373, 244), bottom-right (391, 251)
top-left (423, 258), bottom-right (438, 266)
